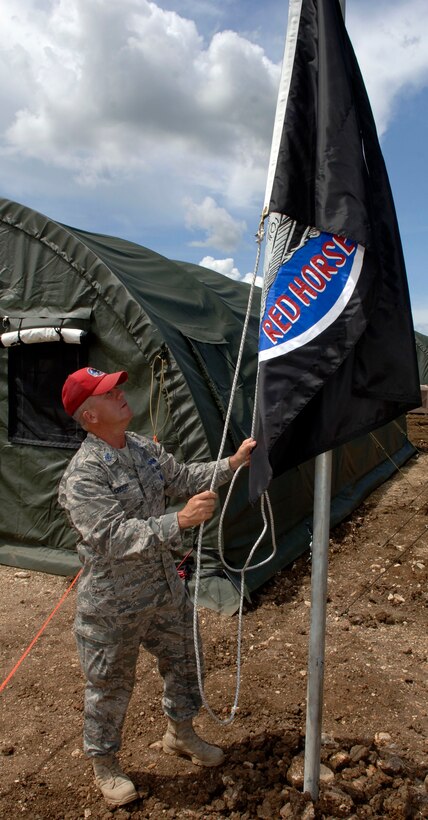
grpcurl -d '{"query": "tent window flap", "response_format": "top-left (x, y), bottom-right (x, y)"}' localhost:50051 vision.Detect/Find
top-left (8, 341), bottom-right (87, 449)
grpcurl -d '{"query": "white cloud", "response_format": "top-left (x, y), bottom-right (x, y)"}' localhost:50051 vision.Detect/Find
top-left (241, 270), bottom-right (263, 288)
top-left (0, 0), bottom-right (427, 266)
top-left (412, 307), bottom-right (428, 337)
top-left (199, 255), bottom-right (241, 278)
top-left (2, 0), bottom-right (427, 199)
top-left (184, 197), bottom-right (246, 251)
top-left (347, 0), bottom-right (428, 136)
top-left (0, 0), bottom-right (279, 205)
top-left (199, 255), bottom-right (262, 288)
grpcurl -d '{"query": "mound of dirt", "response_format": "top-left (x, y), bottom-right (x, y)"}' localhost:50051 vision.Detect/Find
top-left (0, 414), bottom-right (427, 819)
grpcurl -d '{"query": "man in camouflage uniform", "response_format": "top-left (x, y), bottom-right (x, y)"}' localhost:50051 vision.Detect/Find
top-left (59, 366), bottom-right (255, 807)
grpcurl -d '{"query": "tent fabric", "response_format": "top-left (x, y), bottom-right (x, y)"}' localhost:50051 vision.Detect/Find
top-left (415, 331), bottom-right (428, 385)
top-left (0, 197), bottom-right (417, 614)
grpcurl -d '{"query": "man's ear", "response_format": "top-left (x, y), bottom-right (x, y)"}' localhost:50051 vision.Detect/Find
top-left (82, 406), bottom-right (98, 426)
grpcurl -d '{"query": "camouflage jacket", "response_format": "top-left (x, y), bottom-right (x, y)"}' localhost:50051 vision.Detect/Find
top-left (58, 431), bottom-right (233, 619)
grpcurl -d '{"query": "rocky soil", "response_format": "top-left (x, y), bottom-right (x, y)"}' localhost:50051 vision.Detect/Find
top-left (0, 413), bottom-right (427, 819)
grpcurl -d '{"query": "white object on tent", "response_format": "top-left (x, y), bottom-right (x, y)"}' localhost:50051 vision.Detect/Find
top-left (1, 327), bottom-right (86, 347)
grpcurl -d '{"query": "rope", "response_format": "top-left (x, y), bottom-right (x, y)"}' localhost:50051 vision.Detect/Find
top-left (149, 353), bottom-right (170, 442)
top-left (339, 523), bottom-right (427, 618)
top-left (192, 215), bottom-right (278, 725)
top-left (369, 431), bottom-right (418, 490)
top-left (393, 418), bottom-right (426, 459)
top-left (176, 548), bottom-right (193, 581)
top-left (0, 570), bottom-right (82, 694)
top-left (338, 460), bottom-right (428, 617)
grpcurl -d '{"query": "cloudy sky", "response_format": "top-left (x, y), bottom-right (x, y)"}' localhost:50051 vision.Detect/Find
top-left (1, 0), bottom-right (427, 331)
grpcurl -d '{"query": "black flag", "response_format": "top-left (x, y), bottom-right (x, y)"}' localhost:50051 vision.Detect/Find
top-left (249, 0), bottom-right (420, 502)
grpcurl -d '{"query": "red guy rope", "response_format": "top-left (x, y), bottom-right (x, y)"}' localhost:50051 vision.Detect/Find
top-left (0, 569), bottom-right (82, 694)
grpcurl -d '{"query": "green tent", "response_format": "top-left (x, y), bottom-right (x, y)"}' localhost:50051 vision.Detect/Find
top-left (0, 198), bottom-right (416, 614)
top-left (415, 331), bottom-right (428, 385)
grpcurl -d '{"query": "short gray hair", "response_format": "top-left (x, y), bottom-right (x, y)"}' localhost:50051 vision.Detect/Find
top-left (73, 396), bottom-right (94, 430)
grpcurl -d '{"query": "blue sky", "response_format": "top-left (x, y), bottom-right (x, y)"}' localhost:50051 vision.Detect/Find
top-left (1, 0), bottom-right (427, 332)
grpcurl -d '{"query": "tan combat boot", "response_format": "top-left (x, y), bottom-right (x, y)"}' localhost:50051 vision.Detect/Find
top-left (92, 754), bottom-right (138, 806)
top-left (162, 718), bottom-right (225, 767)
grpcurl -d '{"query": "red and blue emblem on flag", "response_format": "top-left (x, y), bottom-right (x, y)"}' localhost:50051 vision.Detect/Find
top-left (260, 227), bottom-right (363, 358)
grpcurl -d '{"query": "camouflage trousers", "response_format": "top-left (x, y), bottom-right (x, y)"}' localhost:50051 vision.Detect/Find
top-left (74, 586), bottom-right (203, 757)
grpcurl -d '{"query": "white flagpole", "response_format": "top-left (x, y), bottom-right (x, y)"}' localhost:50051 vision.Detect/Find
top-left (303, 0), bottom-right (346, 801)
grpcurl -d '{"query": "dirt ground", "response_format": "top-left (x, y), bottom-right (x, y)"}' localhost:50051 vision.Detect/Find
top-left (0, 415), bottom-right (427, 819)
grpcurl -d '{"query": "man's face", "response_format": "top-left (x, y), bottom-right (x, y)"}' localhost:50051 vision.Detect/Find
top-left (84, 386), bottom-right (133, 428)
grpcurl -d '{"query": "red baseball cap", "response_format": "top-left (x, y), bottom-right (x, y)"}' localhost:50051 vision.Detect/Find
top-left (62, 367), bottom-right (128, 416)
